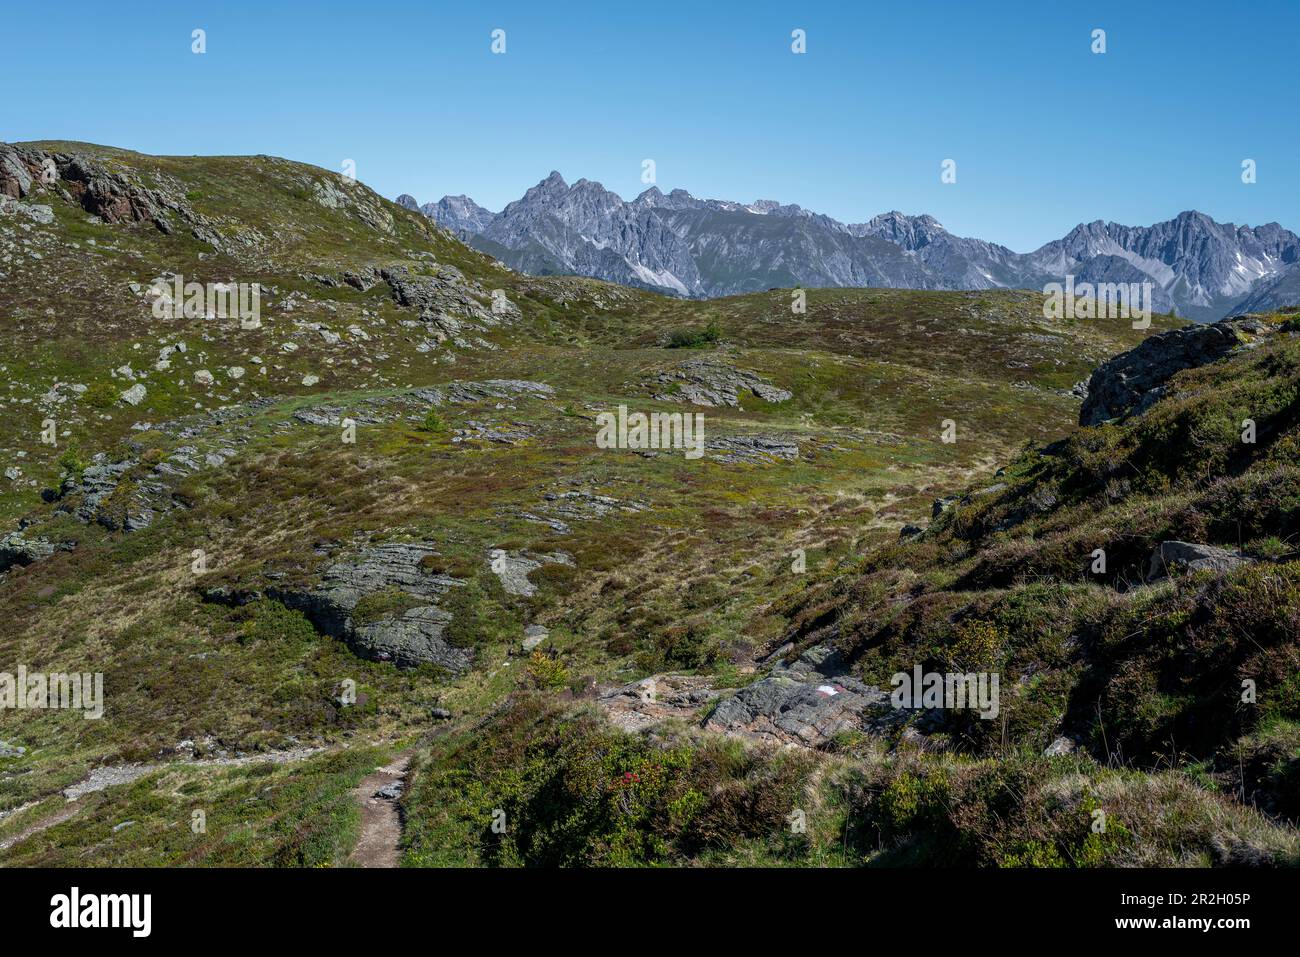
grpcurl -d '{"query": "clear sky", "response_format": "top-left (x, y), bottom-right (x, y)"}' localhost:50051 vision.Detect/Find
top-left (4, 0), bottom-right (1296, 250)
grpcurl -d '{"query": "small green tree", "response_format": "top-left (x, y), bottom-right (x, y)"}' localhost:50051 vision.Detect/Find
top-left (420, 408), bottom-right (447, 434)
top-left (57, 446), bottom-right (87, 485)
top-left (81, 381), bottom-right (119, 409)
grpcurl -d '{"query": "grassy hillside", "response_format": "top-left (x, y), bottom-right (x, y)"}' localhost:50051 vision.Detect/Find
top-left (7, 141), bottom-right (1280, 868)
top-left (399, 316), bottom-right (1300, 868)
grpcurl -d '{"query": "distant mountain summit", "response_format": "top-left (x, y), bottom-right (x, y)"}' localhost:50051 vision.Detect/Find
top-left (425, 194), bottom-right (496, 235)
top-left (1019, 211), bottom-right (1300, 320)
top-left (404, 175), bottom-right (1300, 320)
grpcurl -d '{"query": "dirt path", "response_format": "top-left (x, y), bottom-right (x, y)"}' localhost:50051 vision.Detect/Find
top-left (348, 754), bottom-right (410, 868)
top-left (0, 802), bottom-right (80, 853)
top-left (0, 746), bottom-right (330, 858)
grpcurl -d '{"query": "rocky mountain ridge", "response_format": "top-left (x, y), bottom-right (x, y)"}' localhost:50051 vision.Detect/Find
top-left (407, 172), bottom-right (1300, 320)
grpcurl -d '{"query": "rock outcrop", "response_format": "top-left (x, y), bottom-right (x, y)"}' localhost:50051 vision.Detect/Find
top-left (1, 143), bottom-right (228, 248)
top-left (206, 542), bottom-right (473, 671)
top-left (648, 358), bottom-right (792, 408)
top-left (488, 548), bottom-right (573, 598)
top-left (55, 450), bottom-right (212, 533)
top-left (379, 264), bottom-right (519, 349)
top-left (0, 533), bottom-right (59, 574)
top-left (703, 645), bottom-right (890, 747)
top-left (707, 434), bottom-right (800, 464)
top-left (598, 674), bottom-right (723, 733)
top-left (0, 196), bottom-right (54, 224)
top-left (423, 194), bottom-right (497, 235)
top-left (1079, 316), bottom-right (1277, 426)
top-left (0, 145), bottom-right (35, 199)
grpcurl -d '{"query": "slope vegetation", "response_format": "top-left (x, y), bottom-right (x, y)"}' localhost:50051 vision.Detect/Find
top-left (1, 141), bottom-right (1228, 867)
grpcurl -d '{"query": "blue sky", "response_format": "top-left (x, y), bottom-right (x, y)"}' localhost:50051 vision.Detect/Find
top-left (3, 0), bottom-right (1296, 250)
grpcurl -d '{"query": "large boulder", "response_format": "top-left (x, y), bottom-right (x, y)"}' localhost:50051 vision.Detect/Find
top-left (1079, 316), bottom-right (1276, 426)
top-left (1146, 541), bottom-right (1253, 582)
top-left (0, 533), bottom-right (58, 573)
top-left (0, 198), bottom-right (54, 224)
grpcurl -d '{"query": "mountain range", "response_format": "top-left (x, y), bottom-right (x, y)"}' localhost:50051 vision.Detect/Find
top-left (398, 175), bottom-right (1300, 321)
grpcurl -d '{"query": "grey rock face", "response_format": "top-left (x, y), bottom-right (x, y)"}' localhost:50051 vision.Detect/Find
top-left (352, 603), bottom-right (459, 668)
top-left (0, 142), bottom-right (231, 249)
top-left (1027, 211), bottom-right (1300, 323)
top-left (310, 175), bottom-right (394, 234)
top-left (497, 174), bottom-right (704, 296)
top-left (445, 379), bottom-right (553, 403)
top-left (849, 210), bottom-right (1026, 289)
top-left (598, 674), bottom-right (723, 733)
top-left (413, 178), bottom-right (949, 295)
top-left (703, 645), bottom-right (890, 748)
top-left (1146, 541), bottom-right (1253, 582)
top-left (0, 197), bottom-right (54, 224)
top-left (1079, 315), bottom-right (1275, 426)
top-left (68, 460), bottom-right (131, 521)
top-left (488, 548), bottom-right (572, 598)
top-left (1058, 254), bottom-right (1179, 314)
top-left (0, 144), bottom-right (33, 198)
top-left (293, 543), bottom-right (470, 670)
top-left (421, 172), bottom-right (705, 296)
top-left (207, 542), bottom-right (473, 671)
top-left (394, 193), bottom-right (420, 211)
top-left (379, 263), bottom-right (515, 350)
top-left (649, 359), bottom-right (792, 408)
top-left (1231, 262), bottom-right (1300, 315)
top-left (412, 169), bottom-right (1299, 321)
top-left (0, 533), bottom-right (58, 573)
top-left (384, 264), bottom-right (474, 311)
top-left (707, 435), bottom-right (800, 464)
top-left (704, 675), bottom-right (869, 746)
top-left (652, 204), bottom-right (936, 296)
top-left (58, 455), bottom-right (182, 532)
top-left (424, 194), bottom-right (496, 234)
